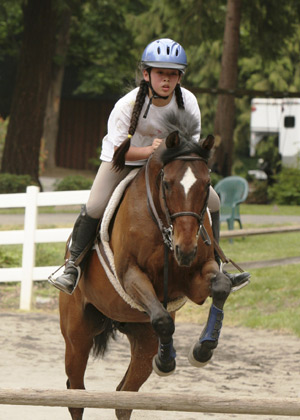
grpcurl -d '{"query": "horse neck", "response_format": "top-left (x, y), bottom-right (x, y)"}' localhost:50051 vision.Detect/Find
top-left (144, 155), bottom-right (165, 216)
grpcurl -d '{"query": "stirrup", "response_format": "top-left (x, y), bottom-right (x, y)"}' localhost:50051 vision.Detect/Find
top-left (48, 260), bottom-right (81, 295)
top-left (220, 262), bottom-right (250, 293)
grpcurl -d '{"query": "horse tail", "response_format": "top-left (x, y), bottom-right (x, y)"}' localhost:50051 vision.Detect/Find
top-left (92, 317), bottom-right (117, 358)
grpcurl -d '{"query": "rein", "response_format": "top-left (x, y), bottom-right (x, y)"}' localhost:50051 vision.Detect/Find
top-left (145, 153), bottom-right (211, 308)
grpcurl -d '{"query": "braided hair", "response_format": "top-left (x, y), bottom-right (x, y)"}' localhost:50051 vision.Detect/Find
top-left (112, 80), bottom-right (185, 171)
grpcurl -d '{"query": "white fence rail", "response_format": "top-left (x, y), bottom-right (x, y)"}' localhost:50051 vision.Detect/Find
top-left (0, 186), bottom-right (89, 311)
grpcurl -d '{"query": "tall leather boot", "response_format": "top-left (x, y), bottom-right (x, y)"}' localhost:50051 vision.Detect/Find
top-left (48, 205), bottom-right (100, 295)
top-left (211, 210), bottom-right (250, 291)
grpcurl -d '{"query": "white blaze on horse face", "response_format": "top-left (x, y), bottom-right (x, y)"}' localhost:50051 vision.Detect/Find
top-left (180, 166), bottom-right (197, 197)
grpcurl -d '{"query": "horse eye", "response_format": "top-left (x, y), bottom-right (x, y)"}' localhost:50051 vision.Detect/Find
top-left (163, 180), bottom-right (170, 191)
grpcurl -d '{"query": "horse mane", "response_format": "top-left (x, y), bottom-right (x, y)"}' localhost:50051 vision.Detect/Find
top-left (159, 111), bottom-right (211, 165)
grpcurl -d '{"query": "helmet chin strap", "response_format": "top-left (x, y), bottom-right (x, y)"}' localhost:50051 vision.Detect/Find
top-left (143, 69), bottom-right (169, 119)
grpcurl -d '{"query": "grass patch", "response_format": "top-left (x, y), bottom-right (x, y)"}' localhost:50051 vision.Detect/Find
top-left (0, 205), bottom-right (81, 215)
top-left (0, 281), bottom-right (59, 313)
top-left (176, 264), bottom-right (300, 337)
top-left (0, 243), bottom-right (65, 267)
top-left (220, 231), bottom-right (300, 262)
top-left (240, 203), bottom-right (300, 216)
top-left (1, 203), bottom-right (300, 216)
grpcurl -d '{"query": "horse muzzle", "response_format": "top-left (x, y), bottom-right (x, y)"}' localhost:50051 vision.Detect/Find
top-left (174, 244), bottom-right (198, 267)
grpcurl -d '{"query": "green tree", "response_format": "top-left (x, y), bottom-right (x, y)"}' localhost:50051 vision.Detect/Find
top-left (1, 0), bottom-right (58, 184)
top-left (0, 0), bottom-right (142, 179)
top-left (128, 0), bottom-right (300, 175)
top-left (212, 0), bottom-right (242, 176)
top-left (2, 0), bottom-right (300, 180)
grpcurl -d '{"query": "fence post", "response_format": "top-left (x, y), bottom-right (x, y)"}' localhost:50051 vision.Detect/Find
top-left (19, 186), bottom-right (39, 310)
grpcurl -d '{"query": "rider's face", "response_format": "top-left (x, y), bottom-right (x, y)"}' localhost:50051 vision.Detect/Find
top-left (143, 68), bottom-right (181, 99)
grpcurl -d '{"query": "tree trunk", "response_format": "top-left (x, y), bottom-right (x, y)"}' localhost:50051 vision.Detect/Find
top-left (43, 7), bottom-right (71, 173)
top-left (1, 0), bottom-right (57, 184)
top-left (211, 0), bottom-right (242, 176)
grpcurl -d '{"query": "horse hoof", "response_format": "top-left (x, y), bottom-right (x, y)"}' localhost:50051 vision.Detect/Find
top-left (188, 342), bottom-right (213, 368)
top-left (152, 355), bottom-right (176, 377)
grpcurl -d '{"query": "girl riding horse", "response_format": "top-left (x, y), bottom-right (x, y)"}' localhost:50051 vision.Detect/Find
top-left (49, 38), bottom-right (250, 294)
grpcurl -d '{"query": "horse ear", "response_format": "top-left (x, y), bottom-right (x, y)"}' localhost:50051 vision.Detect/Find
top-left (166, 131), bottom-right (180, 149)
top-left (200, 134), bottom-right (215, 151)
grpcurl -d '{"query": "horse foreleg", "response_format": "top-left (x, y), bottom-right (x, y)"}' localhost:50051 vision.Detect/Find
top-left (115, 323), bottom-right (158, 420)
top-left (123, 266), bottom-right (176, 376)
top-left (188, 265), bottom-right (231, 368)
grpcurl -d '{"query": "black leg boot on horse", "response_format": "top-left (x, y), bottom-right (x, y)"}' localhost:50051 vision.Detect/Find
top-left (211, 210), bottom-right (250, 291)
top-left (48, 205), bottom-right (100, 295)
top-left (188, 211), bottom-right (251, 368)
top-left (188, 271), bottom-right (231, 367)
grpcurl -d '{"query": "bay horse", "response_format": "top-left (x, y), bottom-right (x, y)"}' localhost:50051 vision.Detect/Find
top-left (59, 113), bottom-right (231, 420)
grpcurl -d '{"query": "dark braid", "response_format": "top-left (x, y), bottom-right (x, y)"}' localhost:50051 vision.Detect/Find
top-left (175, 84), bottom-right (185, 109)
top-left (113, 80), bottom-right (149, 172)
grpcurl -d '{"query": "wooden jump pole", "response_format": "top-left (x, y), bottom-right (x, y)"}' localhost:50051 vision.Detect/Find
top-left (0, 389), bottom-right (299, 416)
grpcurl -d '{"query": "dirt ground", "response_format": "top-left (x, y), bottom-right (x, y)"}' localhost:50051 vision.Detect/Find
top-left (1, 312), bottom-right (300, 420)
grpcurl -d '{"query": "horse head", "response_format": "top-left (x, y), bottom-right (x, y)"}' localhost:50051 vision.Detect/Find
top-left (156, 126), bottom-right (214, 267)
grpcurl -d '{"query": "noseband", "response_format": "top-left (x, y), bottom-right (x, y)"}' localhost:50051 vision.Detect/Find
top-left (145, 154), bottom-right (211, 251)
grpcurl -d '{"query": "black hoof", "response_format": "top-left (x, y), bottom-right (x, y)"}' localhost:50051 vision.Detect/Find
top-left (188, 340), bottom-right (217, 368)
top-left (152, 354), bottom-right (176, 376)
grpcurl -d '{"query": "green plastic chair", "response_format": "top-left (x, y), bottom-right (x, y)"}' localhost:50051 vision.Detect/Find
top-left (214, 176), bottom-right (249, 230)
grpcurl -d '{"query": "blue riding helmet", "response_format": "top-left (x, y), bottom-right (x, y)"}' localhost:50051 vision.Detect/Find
top-left (141, 38), bottom-right (187, 72)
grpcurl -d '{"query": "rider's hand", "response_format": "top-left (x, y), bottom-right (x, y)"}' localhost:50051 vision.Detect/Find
top-left (151, 138), bottom-right (163, 152)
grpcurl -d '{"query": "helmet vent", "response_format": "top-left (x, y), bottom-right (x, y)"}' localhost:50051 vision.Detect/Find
top-left (175, 48), bottom-right (179, 56)
top-left (157, 47), bottom-right (161, 54)
top-left (167, 46), bottom-right (170, 55)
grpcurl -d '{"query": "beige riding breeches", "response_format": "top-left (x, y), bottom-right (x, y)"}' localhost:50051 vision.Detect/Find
top-left (86, 161), bottom-right (220, 219)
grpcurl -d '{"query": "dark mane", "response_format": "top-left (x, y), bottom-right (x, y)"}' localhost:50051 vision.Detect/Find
top-left (159, 111), bottom-right (211, 165)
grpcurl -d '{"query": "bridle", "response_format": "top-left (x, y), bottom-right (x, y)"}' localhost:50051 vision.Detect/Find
top-left (145, 153), bottom-right (212, 309)
top-left (145, 154), bottom-right (211, 251)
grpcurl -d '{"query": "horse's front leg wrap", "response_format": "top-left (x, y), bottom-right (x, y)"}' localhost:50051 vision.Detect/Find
top-left (188, 304), bottom-right (224, 368)
top-left (152, 338), bottom-right (176, 377)
top-left (200, 304), bottom-right (224, 343)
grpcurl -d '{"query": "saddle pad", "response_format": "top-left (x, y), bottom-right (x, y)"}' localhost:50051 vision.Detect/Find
top-left (95, 168), bottom-right (187, 313)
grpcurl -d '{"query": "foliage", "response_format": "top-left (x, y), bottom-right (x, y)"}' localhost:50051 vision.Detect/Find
top-left (54, 175), bottom-right (93, 191)
top-left (210, 171), bottom-right (222, 187)
top-left (0, 245), bottom-right (21, 267)
top-left (246, 180), bottom-right (269, 204)
top-left (0, 0), bottom-right (23, 60)
top-left (0, 173), bottom-right (35, 193)
top-left (67, 0), bottom-right (138, 96)
top-left (268, 167), bottom-right (300, 205)
top-left (1, 0), bottom-right (300, 176)
top-left (255, 135), bottom-right (282, 174)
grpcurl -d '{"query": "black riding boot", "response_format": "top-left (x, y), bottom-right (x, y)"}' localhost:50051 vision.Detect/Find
top-left (211, 210), bottom-right (250, 291)
top-left (48, 205), bottom-right (100, 295)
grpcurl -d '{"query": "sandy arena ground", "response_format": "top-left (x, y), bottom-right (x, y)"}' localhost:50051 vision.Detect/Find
top-left (0, 312), bottom-right (300, 420)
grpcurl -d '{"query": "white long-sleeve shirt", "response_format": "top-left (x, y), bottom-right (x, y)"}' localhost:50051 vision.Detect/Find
top-left (100, 86), bottom-right (201, 166)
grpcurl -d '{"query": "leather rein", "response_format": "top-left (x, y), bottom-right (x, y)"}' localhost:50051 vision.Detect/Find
top-left (145, 153), bottom-right (212, 309)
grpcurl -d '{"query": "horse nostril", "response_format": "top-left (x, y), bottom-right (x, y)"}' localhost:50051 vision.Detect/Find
top-left (193, 246), bottom-right (197, 258)
top-left (174, 244), bottom-right (198, 267)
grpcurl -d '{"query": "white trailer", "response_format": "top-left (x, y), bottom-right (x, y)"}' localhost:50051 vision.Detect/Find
top-left (250, 98), bottom-right (300, 167)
